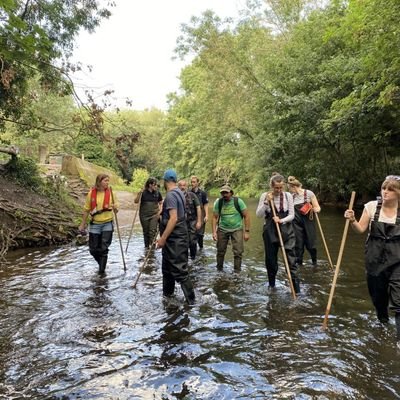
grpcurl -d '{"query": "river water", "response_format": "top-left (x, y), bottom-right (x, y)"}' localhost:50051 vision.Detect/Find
top-left (0, 199), bottom-right (399, 399)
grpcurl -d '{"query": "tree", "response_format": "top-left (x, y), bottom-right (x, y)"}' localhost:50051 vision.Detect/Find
top-left (0, 0), bottom-right (113, 129)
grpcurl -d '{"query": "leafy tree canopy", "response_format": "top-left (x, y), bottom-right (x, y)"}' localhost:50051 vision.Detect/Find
top-left (0, 0), bottom-right (113, 128)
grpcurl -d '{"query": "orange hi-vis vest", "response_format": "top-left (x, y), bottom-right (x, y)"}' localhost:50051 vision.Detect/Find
top-left (90, 187), bottom-right (112, 216)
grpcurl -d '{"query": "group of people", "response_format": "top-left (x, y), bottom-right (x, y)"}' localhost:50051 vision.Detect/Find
top-left (79, 171), bottom-right (400, 344)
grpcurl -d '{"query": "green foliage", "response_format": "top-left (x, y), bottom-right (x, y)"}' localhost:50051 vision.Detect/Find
top-left (102, 109), bottom-right (166, 181)
top-left (72, 134), bottom-right (114, 169)
top-left (162, 1), bottom-right (400, 200)
top-left (0, 0), bottom-right (112, 129)
top-left (5, 156), bottom-right (44, 190)
top-left (131, 168), bottom-right (150, 192)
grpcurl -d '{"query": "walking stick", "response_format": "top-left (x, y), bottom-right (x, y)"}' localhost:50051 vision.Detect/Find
top-left (270, 198), bottom-right (297, 300)
top-left (132, 226), bottom-right (159, 288)
top-left (110, 188), bottom-right (127, 271)
top-left (125, 191), bottom-right (142, 253)
top-left (315, 213), bottom-right (334, 270)
top-left (322, 191), bottom-right (356, 329)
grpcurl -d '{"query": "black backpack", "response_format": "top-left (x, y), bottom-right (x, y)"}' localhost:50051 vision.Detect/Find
top-left (217, 196), bottom-right (243, 223)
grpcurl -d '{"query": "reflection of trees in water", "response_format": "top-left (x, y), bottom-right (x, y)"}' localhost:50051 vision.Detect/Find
top-left (82, 276), bottom-right (118, 343)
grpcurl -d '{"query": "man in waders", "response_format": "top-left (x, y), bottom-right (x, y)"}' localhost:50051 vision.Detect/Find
top-left (178, 179), bottom-right (202, 260)
top-left (190, 176), bottom-right (209, 250)
top-left (157, 169), bottom-right (195, 304)
top-left (212, 185), bottom-right (250, 271)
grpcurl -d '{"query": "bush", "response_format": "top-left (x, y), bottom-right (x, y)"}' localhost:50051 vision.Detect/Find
top-left (5, 156), bottom-right (43, 191)
top-left (131, 168), bottom-right (149, 192)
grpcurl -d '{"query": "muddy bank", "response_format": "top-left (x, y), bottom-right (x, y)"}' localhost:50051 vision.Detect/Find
top-left (0, 171), bottom-right (140, 258)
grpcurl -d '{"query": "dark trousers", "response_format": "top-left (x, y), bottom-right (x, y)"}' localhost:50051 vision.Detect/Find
top-left (367, 266), bottom-right (400, 323)
top-left (262, 222), bottom-right (300, 292)
top-left (89, 231), bottom-right (113, 273)
top-left (196, 208), bottom-right (206, 248)
top-left (160, 220), bottom-right (195, 304)
top-left (292, 213), bottom-right (317, 264)
top-left (187, 220), bottom-right (198, 259)
top-left (140, 205), bottom-right (159, 248)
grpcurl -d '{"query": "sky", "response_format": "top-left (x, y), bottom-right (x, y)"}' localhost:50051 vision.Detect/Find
top-left (71, 0), bottom-right (246, 111)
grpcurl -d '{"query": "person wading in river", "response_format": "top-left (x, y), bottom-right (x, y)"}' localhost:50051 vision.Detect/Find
top-left (287, 176), bottom-right (321, 266)
top-left (256, 173), bottom-right (300, 293)
top-left (178, 179), bottom-right (202, 260)
top-left (212, 185), bottom-right (250, 271)
top-left (79, 174), bottom-right (118, 275)
top-left (134, 177), bottom-right (163, 249)
top-left (190, 176), bottom-right (209, 250)
top-left (157, 169), bottom-right (195, 305)
top-left (344, 175), bottom-right (400, 346)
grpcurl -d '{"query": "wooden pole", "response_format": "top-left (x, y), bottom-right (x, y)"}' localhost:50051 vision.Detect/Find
top-left (132, 226), bottom-right (159, 288)
top-left (315, 213), bottom-right (334, 270)
top-left (270, 198), bottom-right (297, 299)
top-left (125, 191), bottom-right (142, 253)
top-left (110, 188), bottom-right (127, 271)
top-left (322, 191), bottom-right (356, 329)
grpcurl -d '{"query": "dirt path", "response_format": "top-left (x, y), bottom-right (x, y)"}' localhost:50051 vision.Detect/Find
top-left (114, 191), bottom-right (139, 228)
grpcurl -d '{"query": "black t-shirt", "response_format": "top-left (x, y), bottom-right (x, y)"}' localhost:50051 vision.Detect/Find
top-left (191, 188), bottom-right (209, 207)
top-left (141, 189), bottom-right (162, 203)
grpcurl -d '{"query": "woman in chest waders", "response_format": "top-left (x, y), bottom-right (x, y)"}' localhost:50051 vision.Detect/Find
top-left (79, 174), bottom-right (118, 274)
top-left (135, 177), bottom-right (163, 249)
top-left (344, 175), bottom-right (400, 346)
top-left (256, 173), bottom-right (300, 293)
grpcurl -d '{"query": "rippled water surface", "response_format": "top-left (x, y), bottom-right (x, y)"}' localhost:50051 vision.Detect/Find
top-left (1, 200), bottom-right (399, 399)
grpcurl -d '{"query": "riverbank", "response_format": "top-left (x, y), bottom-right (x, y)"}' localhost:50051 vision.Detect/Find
top-left (0, 172), bottom-right (138, 257)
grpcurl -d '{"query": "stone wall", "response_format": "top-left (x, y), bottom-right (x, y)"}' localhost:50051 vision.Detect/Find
top-left (61, 155), bottom-right (123, 186)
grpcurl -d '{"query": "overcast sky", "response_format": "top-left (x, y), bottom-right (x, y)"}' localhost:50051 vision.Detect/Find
top-left (71, 0), bottom-right (245, 110)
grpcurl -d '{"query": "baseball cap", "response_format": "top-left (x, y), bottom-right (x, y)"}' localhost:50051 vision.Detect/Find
top-left (220, 184), bottom-right (233, 193)
top-left (163, 169), bottom-right (177, 182)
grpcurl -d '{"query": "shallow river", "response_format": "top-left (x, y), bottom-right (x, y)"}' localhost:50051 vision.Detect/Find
top-left (1, 199), bottom-right (399, 399)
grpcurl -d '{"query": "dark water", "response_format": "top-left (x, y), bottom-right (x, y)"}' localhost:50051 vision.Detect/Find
top-left (1, 199), bottom-right (399, 399)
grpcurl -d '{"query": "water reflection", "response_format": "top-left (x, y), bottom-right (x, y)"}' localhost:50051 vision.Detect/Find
top-left (0, 202), bottom-right (399, 399)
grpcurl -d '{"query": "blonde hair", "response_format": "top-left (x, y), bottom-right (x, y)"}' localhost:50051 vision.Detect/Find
top-left (287, 176), bottom-right (302, 188)
top-left (382, 176), bottom-right (400, 198)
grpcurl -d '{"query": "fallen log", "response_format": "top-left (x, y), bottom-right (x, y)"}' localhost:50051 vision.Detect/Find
top-left (0, 146), bottom-right (19, 156)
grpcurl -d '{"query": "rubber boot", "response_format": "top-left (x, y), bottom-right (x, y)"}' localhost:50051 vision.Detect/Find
top-left (198, 235), bottom-right (204, 249)
top-left (310, 249), bottom-right (317, 266)
top-left (180, 279), bottom-right (195, 305)
top-left (216, 255), bottom-right (224, 270)
top-left (163, 274), bottom-right (175, 297)
top-left (189, 244), bottom-right (197, 260)
top-left (233, 258), bottom-right (241, 272)
top-left (99, 256), bottom-right (108, 274)
top-left (268, 274), bottom-right (276, 288)
top-left (293, 278), bottom-right (301, 294)
top-left (395, 313), bottom-right (400, 340)
top-left (378, 310), bottom-right (389, 324)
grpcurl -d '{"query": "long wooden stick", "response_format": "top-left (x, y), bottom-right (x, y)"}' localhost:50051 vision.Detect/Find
top-left (270, 198), bottom-right (296, 299)
top-left (125, 191), bottom-right (142, 253)
top-left (315, 213), bottom-right (334, 270)
top-left (322, 191), bottom-right (356, 329)
top-left (132, 226), bottom-right (159, 288)
top-left (110, 188), bottom-right (127, 271)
